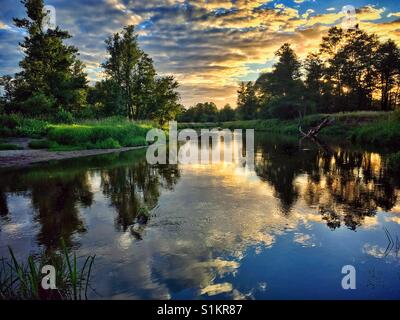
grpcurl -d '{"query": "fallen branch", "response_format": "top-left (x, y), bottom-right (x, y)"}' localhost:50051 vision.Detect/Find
top-left (299, 117), bottom-right (334, 138)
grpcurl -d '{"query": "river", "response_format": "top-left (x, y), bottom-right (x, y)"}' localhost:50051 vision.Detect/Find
top-left (0, 133), bottom-right (399, 299)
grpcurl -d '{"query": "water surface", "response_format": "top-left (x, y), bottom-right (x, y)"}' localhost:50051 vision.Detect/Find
top-left (1, 133), bottom-right (399, 299)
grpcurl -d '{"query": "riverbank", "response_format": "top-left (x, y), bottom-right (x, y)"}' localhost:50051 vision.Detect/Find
top-left (179, 111), bottom-right (400, 149)
top-left (0, 115), bottom-right (154, 151)
top-left (0, 145), bottom-right (147, 168)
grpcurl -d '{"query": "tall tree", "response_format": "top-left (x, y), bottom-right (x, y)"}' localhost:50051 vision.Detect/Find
top-left (267, 43), bottom-right (302, 97)
top-left (134, 53), bottom-right (157, 120)
top-left (304, 53), bottom-right (325, 112)
top-left (102, 25), bottom-right (142, 120)
top-left (375, 40), bottom-right (400, 111)
top-left (337, 28), bottom-right (379, 110)
top-left (236, 82), bottom-right (258, 120)
top-left (153, 76), bottom-right (181, 125)
top-left (12, 0), bottom-right (87, 114)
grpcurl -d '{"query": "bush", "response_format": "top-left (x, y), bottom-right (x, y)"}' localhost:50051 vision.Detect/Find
top-left (53, 108), bottom-right (75, 124)
top-left (268, 97), bottom-right (310, 120)
top-left (19, 92), bottom-right (55, 117)
top-left (16, 118), bottom-right (49, 138)
top-left (28, 139), bottom-right (53, 149)
top-left (0, 143), bottom-right (22, 150)
top-left (94, 138), bottom-right (121, 149)
top-left (351, 119), bottom-right (400, 148)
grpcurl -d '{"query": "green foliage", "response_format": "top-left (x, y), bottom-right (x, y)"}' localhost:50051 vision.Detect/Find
top-left (87, 80), bottom-right (126, 117)
top-left (178, 102), bottom-right (219, 122)
top-left (0, 143), bottom-right (22, 151)
top-left (47, 120), bottom-right (150, 150)
top-left (93, 138), bottom-right (121, 149)
top-left (351, 118), bottom-right (400, 148)
top-left (0, 114), bottom-right (49, 138)
top-left (16, 118), bottom-right (49, 138)
top-left (28, 139), bottom-right (53, 149)
top-left (9, 0), bottom-right (88, 116)
top-left (53, 108), bottom-right (75, 124)
top-left (101, 25), bottom-right (181, 122)
top-left (0, 243), bottom-right (95, 300)
top-left (18, 92), bottom-right (55, 116)
top-left (218, 104), bottom-right (236, 122)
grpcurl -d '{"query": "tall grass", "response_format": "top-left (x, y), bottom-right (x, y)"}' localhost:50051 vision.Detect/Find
top-left (351, 118), bottom-right (400, 148)
top-left (47, 122), bottom-right (150, 150)
top-left (0, 241), bottom-right (95, 300)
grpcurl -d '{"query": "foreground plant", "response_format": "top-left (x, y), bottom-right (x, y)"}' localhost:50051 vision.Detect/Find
top-left (0, 241), bottom-right (95, 300)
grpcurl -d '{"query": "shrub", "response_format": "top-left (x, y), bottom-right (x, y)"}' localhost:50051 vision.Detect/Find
top-left (28, 139), bottom-right (53, 149)
top-left (16, 118), bottom-right (49, 138)
top-left (351, 120), bottom-right (400, 148)
top-left (53, 108), bottom-right (75, 124)
top-left (0, 143), bottom-right (22, 150)
top-left (19, 92), bottom-right (55, 117)
top-left (94, 138), bottom-right (121, 149)
top-left (268, 97), bottom-right (310, 120)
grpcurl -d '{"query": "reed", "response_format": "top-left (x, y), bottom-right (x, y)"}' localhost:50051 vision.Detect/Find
top-left (0, 241), bottom-right (95, 300)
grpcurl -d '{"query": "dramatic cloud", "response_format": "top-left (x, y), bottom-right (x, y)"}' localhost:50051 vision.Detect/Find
top-left (1, 0), bottom-right (400, 107)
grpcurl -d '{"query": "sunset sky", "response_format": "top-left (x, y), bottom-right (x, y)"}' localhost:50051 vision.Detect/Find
top-left (1, 0), bottom-right (400, 108)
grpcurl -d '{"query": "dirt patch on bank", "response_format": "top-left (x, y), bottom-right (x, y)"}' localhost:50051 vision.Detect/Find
top-left (0, 146), bottom-right (146, 169)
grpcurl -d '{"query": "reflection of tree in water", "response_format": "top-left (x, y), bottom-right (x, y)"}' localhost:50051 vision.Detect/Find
top-left (0, 151), bottom-right (181, 251)
top-left (0, 187), bottom-right (9, 218)
top-left (255, 136), bottom-right (315, 214)
top-left (30, 174), bottom-right (92, 250)
top-left (101, 160), bottom-right (180, 232)
top-left (304, 149), bottom-right (397, 230)
top-left (0, 169), bottom-right (92, 250)
top-left (254, 134), bottom-right (399, 230)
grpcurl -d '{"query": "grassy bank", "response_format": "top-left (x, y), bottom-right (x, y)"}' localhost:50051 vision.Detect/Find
top-left (0, 115), bottom-right (154, 151)
top-left (180, 111), bottom-right (397, 147)
top-left (1, 111), bottom-right (398, 151)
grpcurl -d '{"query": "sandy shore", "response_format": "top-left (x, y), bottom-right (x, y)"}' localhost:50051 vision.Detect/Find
top-left (0, 146), bottom-right (146, 169)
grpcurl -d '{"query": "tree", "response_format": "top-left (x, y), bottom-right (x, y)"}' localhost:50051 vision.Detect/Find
top-left (263, 43), bottom-right (302, 97)
top-left (102, 25), bottom-right (180, 122)
top-left (236, 82), bottom-right (258, 120)
top-left (134, 53), bottom-right (157, 120)
top-left (87, 80), bottom-right (126, 117)
top-left (219, 104), bottom-right (236, 122)
top-left (102, 25), bottom-right (142, 120)
top-left (337, 28), bottom-right (379, 111)
top-left (153, 76), bottom-right (181, 125)
top-left (255, 44), bottom-right (306, 119)
top-left (11, 0), bottom-right (87, 115)
top-left (304, 53), bottom-right (326, 113)
top-left (375, 40), bottom-right (400, 111)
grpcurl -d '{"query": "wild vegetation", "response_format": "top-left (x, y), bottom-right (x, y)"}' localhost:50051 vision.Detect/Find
top-left (0, 0), bottom-right (178, 146)
top-left (1, 0), bottom-right (400, 153)
top-left (0, 242), bottom-right (95, 300)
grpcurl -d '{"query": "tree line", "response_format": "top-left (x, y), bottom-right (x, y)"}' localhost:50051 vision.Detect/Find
top-left (0, 0), bottom-right (181, 125)
top-left (181, 25), bottom-right (400, 122)
top-left (246, 26), bottom-right (400, 120)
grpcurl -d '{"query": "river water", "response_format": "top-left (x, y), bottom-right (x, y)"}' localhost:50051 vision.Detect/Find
top-left (0, 133), bottom-right (399, 299)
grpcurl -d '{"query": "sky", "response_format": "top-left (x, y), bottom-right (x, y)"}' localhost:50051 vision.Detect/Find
top-left (1, 0), bottom-right (400, 108)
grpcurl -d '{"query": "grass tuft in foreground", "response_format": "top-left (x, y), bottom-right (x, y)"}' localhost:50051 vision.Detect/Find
top-left (0, 240), bottom-right (95, 300)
